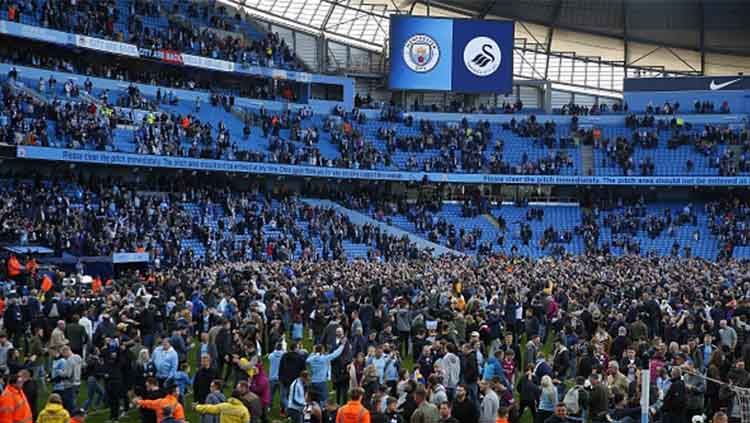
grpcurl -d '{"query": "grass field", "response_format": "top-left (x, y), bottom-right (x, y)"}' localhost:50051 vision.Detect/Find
top-left (61, 331), bottom-right (554, 423)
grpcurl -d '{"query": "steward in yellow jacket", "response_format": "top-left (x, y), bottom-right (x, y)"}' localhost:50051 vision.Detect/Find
top-left (195, 395), bottom-right (250, 423)
top-left (36, 394), bottom-right (69, 423)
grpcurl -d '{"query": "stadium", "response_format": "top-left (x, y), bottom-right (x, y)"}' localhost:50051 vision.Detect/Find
top-left (0, 0), bottom-right (750, 422)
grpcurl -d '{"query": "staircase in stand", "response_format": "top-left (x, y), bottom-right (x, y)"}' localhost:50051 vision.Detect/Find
top-left (301, 198), bottom-right (464, 257)
top-left (581, 143), bottom-right (595, 176)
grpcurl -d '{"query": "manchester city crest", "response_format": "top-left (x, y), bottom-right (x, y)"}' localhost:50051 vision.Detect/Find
top-left (403, 34), bottom-right (440, 73)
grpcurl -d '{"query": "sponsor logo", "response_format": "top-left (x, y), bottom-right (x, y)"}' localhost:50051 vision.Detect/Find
top-left (709, 78), bottom-right (741, 90)
top-left (463, 36), bottom-right (501, 77)
top-left (403, 34), bottom-right (440, 73)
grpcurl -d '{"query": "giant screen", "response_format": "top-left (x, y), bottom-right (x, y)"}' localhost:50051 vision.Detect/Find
top-left (389, 16), bottom-right (514, 93)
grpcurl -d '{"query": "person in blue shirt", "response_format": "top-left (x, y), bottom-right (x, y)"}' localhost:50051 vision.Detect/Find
top-left (51, 351), bottom-right (72, 407)
top-left (173, 362), bottom-right (192, 402)
top-left (483, 350), bottom-right (510, 389)
top-left (699, 333), bottom-right (715, 372)
top-left (152, 338), bottom-right (179, 385)
top-left (367, 346), bottom-right (388, 384)
top-left (382, 348), bottom-right (401, 396)
top-left (287, 370), bottom-right (309, 423)
top-left (533, 355), bottom-right (553, 385)
top-left (306, 339), bottom-right (346, 404)
top-left (291, 316), bottom-right (304, 342)
top-left (268, 342), bottom-right (285, 410)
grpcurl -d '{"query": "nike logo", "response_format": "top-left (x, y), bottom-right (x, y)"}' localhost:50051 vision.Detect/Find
top-left (709, 78), bottom-right (741, 90)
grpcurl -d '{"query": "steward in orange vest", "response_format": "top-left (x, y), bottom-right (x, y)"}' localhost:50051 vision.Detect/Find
top-left (135, 385), bottom-right (185, 423)
top-left (336, 388), bottom-right (370, 423)
top-left (6, 255), bottom-right (22, 279)
top-left (0, 373), bottom-right (32, 423)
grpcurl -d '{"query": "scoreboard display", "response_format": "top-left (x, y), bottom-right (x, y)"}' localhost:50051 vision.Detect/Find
top-left (389, 16), bottom-right (514, 93)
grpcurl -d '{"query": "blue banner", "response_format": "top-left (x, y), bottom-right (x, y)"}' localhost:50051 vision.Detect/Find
top-left (624, 76), bottom-right (750, 92)
top-left (0, 20), bottom-right (75, 45)
top-left (16, 146), bottom-right (750, 186)
top-left (112, 252), bottom-right (150, 263)
top-left (388, 16), bottom-right (513, 93)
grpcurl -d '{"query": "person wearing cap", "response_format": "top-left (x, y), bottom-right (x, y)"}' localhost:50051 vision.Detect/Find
top-left (36, 393), bottom-right (69, 423)
top-left (194, 389), bottom-right (250, 423)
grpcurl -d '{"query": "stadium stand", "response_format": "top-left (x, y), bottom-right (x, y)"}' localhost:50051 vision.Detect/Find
top-left (4, 64), bottom-right (746, 176)
top-left (1, 2), bottom-right (750, 423)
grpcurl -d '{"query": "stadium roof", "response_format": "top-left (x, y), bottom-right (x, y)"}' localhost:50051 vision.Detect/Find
top-left (424, 0), bottom-right (750, 57)
top-left (224, 0), bottom-right (750, 61)
top-left (222, 0), bottom-right (750, 90)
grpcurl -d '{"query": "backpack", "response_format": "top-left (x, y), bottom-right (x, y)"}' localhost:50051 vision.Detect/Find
top-left (563, 386), bottom-right (582, 414)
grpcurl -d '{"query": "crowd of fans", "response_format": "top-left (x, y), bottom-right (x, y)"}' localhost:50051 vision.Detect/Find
top-left (1, 0), bottom-right (303, 70)
top-left (642, 100), bottom-right (731, 115)
top-left (370, 98), bottom-right (636, 117)
top-left (1, 230), bottom-right (750, 423)
top-left (345, 189), bottom-right (750, 261)
top-left (369, 116), bottom-right (575, 175)
top-left (4, 64), bottom-right (750, 179)
top-left (594, 115), bottom-right (750, 176)
top-left (0, 46), bottom-right (284, 101)
top-left (5, 5), bottom-right (750, 423)
top-left (0, 174), bottom-right (429, 272)
top-left (1, 65), bottom-right (582, 176)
